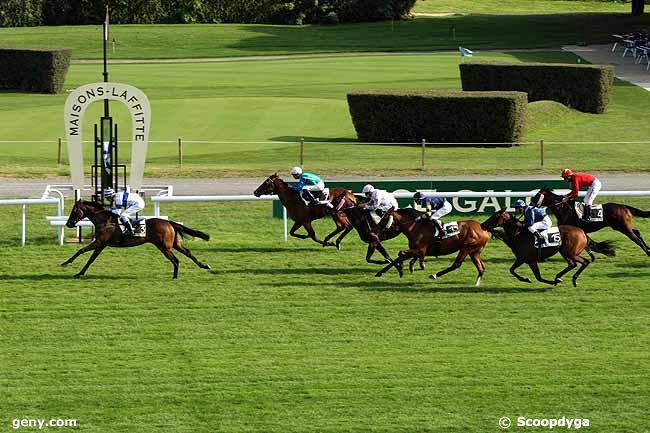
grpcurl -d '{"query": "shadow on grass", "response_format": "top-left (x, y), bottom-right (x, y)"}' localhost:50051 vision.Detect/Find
top-left (0, 273), bottom-right (125, 281)
top-left (205, 246), bottom-right (319, 253)
top-left (209, 266), bottom-right (372, 275)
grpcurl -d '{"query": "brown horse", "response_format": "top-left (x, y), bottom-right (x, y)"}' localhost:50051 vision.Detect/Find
top-left (62, 200), bottom-right (211, 279)
top-left (253, 174), bottom-right (356, 247)
top-left (377, 208), bottom-right (490, 286)
top-left (481, 208), bottom-right (615, 287)
top-left (533, 187), bottom-right (650, 256)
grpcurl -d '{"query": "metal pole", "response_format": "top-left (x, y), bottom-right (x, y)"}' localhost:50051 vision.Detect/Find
top-left (540, 139), bottom-right (544, 171)
top-left (57, 138), bottom-right (62, 166)
top-left (21, 204), bottom-right (26, 246)
top-left (178, 137), bottom-right (183, 168)
top-left (154, 201), bottom-right (160, 217)
top-left (300, 138), bottom-right (304, 166)
top-left (102, 3), bottom-right (109, 118)
top-left (283, 206), bottom-right (288, 242)
top-left (421, 139), bottom-right (426, 170)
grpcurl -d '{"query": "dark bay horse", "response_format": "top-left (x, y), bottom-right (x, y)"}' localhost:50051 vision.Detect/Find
top-left (481, 209), bottom-right (615, 287)
top-left (62, 200), bottom-right (211, 279)
top-left (253, 174), bottom-right (356, 247)
top-left (378, 208), bottom-right (490, 286)
top-left (533, 187), bottom-right (650, 256)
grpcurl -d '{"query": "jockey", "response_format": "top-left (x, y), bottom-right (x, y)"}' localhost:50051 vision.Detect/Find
top-left (514, 199), bottom-right (552, 259)
top-left (104, 188), bottom-right (145, 236)
top-left (290, 167), bottom-right (332, 208)
top-left (561, 168), bottom-right (602, 221)
top-left (413, 191), bottom-right (452, 238)
top-left (360, 184), bottom-right (398, 229)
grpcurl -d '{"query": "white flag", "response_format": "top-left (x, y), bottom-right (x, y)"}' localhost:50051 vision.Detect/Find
top-left (459, 46), bottom-right (473, 57)
top-left (104, 6), bottom-right (109, 42)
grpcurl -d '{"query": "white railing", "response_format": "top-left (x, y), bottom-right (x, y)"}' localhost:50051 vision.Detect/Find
top-left (0, 198), bottom-right (63, 246)
top-left (152, 190), bottom-right (650, 242)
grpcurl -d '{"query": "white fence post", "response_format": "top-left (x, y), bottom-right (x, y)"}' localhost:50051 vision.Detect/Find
top-left (21, 204), bottom-right (26, 246)
top-left (283, 206), bottom-right (288, 242)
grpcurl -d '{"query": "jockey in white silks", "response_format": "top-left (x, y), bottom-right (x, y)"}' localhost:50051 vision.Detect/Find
top-left (104, 188), bottom-right (145, 236)
top-left (360, 184), bottom-right (398, 229)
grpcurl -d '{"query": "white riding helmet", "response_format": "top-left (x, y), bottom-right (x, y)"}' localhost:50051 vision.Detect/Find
top-left (362, 184), bottom-right (375, 194)
top-left (103, 187), bottom-right (115, 198)
top-left (290, 166), bottom-right (303, 176)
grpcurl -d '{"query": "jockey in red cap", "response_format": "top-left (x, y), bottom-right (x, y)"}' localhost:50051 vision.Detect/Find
top-left (561, 169), bottom-right (601, 221)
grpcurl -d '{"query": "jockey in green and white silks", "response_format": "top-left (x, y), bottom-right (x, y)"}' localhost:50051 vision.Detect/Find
top-left (104, 188), bottom-right (145, 236)
top-left (290, 167), bottom-right (332, 207)
top-left (360, 184), bottom-right (398, 229)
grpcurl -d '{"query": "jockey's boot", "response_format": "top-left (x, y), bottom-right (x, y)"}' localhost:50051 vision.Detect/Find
top-left (533, 231), bottom-right (545, 262)
top-left (120, 217), bottom-right (134, 236)
top-left (432, 219), bottom-right (445, 239)
top-left (582, 205), bottom-right (591, 222)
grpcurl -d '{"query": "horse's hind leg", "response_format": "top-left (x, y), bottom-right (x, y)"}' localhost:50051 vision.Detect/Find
top-left (157, 245), bottom-right (180, 279)
top-left (554, 256), bottom-right (576, 285)
top-left (334, 226), bottom-right (354, 250)
top-left (570, 256), bottom-right (590, 287)
top-left (61, 240), bottom-right (97, 267)
top-left (632, 229), bottom-right (650, 255)
top-left (74, 245), bottom-right (105, 278)
top-left (469, 252), bottom-right (486, 287)
top-left (431, 250), bottom-right (468, 280)
top-left (174, 241), bottom-right (211, 270)
top-left (303, 222), bottom-right (333, 247)
top-left (528, 262), bottom-right (558, 286)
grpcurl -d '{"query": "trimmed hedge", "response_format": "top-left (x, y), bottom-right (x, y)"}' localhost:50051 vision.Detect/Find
top-left (459, 62), bottom-right (614, 114)
top-left (0, 48), bottom-right (71, 93)
top-left (347, 90), bottom-right (528, 146)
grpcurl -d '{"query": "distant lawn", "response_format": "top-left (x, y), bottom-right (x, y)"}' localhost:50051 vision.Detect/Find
top-left (414, 0), bottom-right (629, 14)
top-left (1, 51), bottom-right (650, 178)
top-left (1, 13), bottom-right (650, 60)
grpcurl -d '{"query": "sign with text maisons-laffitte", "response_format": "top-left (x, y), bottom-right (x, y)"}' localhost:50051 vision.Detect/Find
top-left (272, 180), bottom-right (566, 218)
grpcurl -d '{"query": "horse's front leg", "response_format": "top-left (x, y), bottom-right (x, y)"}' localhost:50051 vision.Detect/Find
top-left (528, 262), bottom-right (557, 286)
top-left (74, 245), bottom-right (106, 278)
top-left (289, 222), bottom-right (310, 240)
top-left (509, 258), bottom-right (531, 283)
top-left (61, 240), bottom-right (97, 267)
top-left (431, 250), bottom-right (468, 280)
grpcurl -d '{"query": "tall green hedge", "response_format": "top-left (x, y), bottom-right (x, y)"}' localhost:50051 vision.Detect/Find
top-left (347, 90), bottom-right (528, 146)
top-left (1, 0), bottom-right (415, 26)
top-left (0, 48), bottom-right (71, 93)
top-left (459, 62), bottom-right (614, 114)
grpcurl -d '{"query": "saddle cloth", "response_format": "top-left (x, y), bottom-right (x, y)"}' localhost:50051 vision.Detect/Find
top-left (574, 203), bottom-right (604, 222)
top-left (533, 227), bottom-right (561, 248)
top-left (437, 221), bottom-right (460, 239)
top-left (118, 219), bottom-right (146, 237)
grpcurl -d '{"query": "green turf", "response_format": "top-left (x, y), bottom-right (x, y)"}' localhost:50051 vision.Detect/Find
top-left (1, 12), bottom-right (648, 60)
top-left (1, 51), bottom-right (650, 178)
top-left (1, 198), bottom-right (649, 432)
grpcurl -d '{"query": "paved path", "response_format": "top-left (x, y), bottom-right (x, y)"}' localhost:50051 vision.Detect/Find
top-left (2, 174), bottom-right (649, 199)
top-left (565, 43), bottom-right (650, 90)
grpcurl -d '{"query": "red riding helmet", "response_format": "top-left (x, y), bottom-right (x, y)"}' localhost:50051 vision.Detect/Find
top-left (561, 168), bottom-right (574, 179)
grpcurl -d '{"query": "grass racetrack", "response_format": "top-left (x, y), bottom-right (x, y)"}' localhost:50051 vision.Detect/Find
top-left (2, 199), bottom-right (649, 432)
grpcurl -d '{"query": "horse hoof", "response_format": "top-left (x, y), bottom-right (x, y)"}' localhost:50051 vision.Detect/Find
top-left (73, 273), bottom-right (83, 279)
top-left (335, 244), bottom-right (341, 251)
top-left (375, 272), bottom-right (383, 277)
top-left (60, 262), bottom-right (69, 267)
top-left (429, 274), bottom-right (437, 280)
top-left (572, 280), bottom-right (578, 288)
top-left (554, 278), bottom-right (562, 285)
top-left (205, 264), bottom-right (212, 270)
top-left (524, 278), bottom-right (531, 283)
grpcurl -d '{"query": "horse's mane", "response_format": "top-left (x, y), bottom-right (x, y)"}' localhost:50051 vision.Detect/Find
top-left (81, 200), bottom-right (105, 210)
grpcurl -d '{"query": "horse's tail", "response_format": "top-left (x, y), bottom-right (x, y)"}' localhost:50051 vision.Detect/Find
top-left (624, 205), bottom-right (650, 218)
top-left (169, 221), bottom-right (210, 241)
top-left (587, 237), bottom-right (616, 257)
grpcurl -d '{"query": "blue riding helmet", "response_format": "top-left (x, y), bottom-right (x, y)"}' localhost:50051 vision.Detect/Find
top-left (103, 188), bottom-right (115, 198)
top-left (413, 191), bottom-right (424, 200)
top-left (514, 199), bottom-right (526, 208)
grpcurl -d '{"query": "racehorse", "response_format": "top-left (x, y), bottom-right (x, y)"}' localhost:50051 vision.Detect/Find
top-left (532, 187), bottom-right (650, 256)
top-left (329, 195), bottom-right (420, 276)
top-left (377, 208), bottom-right (490, 286)
top-left (253, 174), bottom-right (357, 247)
top-left (61, 200), bottom-right (211, 279)
top-left (481, 208), bottom-right (616, 287)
